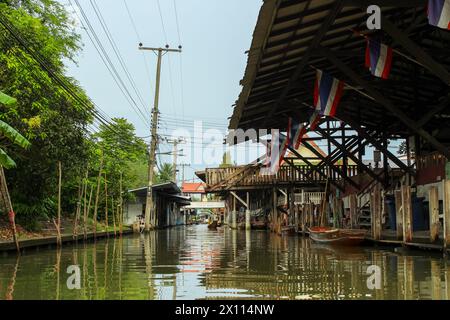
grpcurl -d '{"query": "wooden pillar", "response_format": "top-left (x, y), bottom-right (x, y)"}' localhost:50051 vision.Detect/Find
top-left (444, 180), bottom-right (450, 250)
top-left (349, 194), bottom-right (357, 229)
top-left (272, 188), bottom-right (277, 233)
top-left (232, 195), bottom-right (237, 230)
top-left (402, 185), bottom-right (413, 243)
top-left (371, 184), bottom-right (382, 240)
top-left (429, 186), bottom-right (440, 243)
top-left (301, 203), bottom-right (306, 234)
top-left (290, 188), bottom-right (298, 232)
top-left (245, 192), bottom-right (251, 231)
top-left (395, 190), bottom-right (403, 240)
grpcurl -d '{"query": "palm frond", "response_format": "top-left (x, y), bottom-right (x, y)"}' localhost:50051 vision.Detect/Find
top-left (0, 120), bottom-right (31, 149)
top-left (0, 91), bottom-right (17, 106)
top-left (0, 148), bottom-right (17, 169)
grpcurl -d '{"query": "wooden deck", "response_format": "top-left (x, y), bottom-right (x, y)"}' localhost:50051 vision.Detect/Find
top-left (205, 164), bottom-right (358, 191)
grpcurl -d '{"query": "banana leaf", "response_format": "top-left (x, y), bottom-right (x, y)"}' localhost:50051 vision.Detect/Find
top-left (0, 119), bottom-right (31, 149)
top-left (0, 91), bottom-right (17, 106)
top-left (0, 148), bottom-right (16, 169)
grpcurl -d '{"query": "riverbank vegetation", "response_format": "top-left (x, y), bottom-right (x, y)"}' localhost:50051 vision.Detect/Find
top-left (0, 0), bottom-right (167, 241)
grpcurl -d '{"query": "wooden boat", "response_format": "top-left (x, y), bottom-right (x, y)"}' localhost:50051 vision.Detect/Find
top-left (308, 227), bottom-right (366, 246)
top-left (207, 221), bottom-right (218, 230)
top-left (281, 226), bottom-right (296, 235)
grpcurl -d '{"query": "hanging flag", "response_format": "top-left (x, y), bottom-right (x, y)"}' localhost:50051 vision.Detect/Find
top-left (365, 39), bottom-right (393, 79)
top-left (262, 129), bottom-right (290, 175)
top-left (428, 0), bottom-right (450, 30)
top-left (313, 69), bottom-right (345, 117)
top-left (309, 110), bottom-right (321, 131)
top-left (289, 117), bottom-right (307, 150)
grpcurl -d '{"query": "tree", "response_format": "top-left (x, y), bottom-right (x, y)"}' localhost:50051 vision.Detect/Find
top-left (157, 163), bottom-right (174, 183)
top-left (0, 1), bottom-right (92, 228)
top-left (0, 91), bottom-right (31, 168)
top-left (0, 90), bottom-right (30, 251)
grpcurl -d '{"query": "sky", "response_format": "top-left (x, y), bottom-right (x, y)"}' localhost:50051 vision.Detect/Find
top-left (63, 0), bottom-right (263, 182)
top-left (62, 0), bottom-right (402, 184)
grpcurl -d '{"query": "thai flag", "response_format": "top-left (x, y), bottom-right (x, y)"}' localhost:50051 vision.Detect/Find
top-left (365, 39), bottom-right (393, 79)
top-left (289, 117), bottom-right (307, 150)
top-left (309, 110), bottom-right (321, 131)
top-left (428, 0), bottom-right (450, 30)
top-left (313, 69), bottom-right (345, 117)
top-left (262, 128), bottom-right (290, 175)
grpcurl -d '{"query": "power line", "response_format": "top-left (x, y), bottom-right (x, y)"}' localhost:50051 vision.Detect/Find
top-left (90, 0), bottom-right (149, 115)
top-left (172, 0), bottom-right (185, 120)
top-left (122, 0), bottom-right (154, 97)
top-left (71, 0), bottom-right (150, 127)
top-left (0, 13), bottom-right (118, 134)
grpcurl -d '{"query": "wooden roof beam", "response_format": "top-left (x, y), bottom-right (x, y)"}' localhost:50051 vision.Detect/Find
top-left (320, 46), bottom-right (450, 159)
top-left (262, 0), bottom-right (345, 128)
top-left (382, 17), bottom-right (450, 86)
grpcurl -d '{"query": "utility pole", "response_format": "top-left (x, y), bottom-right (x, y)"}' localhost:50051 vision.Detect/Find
top-left (172, 139), bottom-right (179, 182)
top-left (179, 163), bottom-right (190, 185)
top-left (164, 137), bottom-right (185, 184)
top-left (139, 44), bottom-right (181, 232)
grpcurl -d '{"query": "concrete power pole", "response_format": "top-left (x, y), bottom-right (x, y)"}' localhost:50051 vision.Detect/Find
top-left (172, 139), bottom-right (178, 183)
top-left (139, 44), bottom-right (181, 232)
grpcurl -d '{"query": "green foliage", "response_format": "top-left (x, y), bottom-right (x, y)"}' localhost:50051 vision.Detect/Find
top-left (0, 91), bottom-right (16, 105)
top-left (0, 91), bottom-right (30, 168)
top-left (0, 1), bottom-right (90, 224)
top-left (157, 163), bottom-right (174, 183)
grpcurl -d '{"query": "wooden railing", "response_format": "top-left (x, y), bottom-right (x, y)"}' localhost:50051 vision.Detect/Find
top-left (205, 164), bottom-right (359, 189)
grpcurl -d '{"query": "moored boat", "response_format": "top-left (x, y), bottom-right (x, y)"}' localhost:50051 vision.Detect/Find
top-left (308, 227), bottom-right (366, 246)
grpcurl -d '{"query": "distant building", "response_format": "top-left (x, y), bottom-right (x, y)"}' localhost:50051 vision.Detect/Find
top-left (124, 182), bottom-right (190, 228)
top-left (181, 182), bottom-right (207, 201)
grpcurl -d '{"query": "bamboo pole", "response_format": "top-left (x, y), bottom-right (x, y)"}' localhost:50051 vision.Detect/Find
top-left (84, 185), bottom-right (94, 240)
top-left (93, 154), bottom-right (103, 238)
top-left (54, 161), bottom-right (62, 247)
top-left (73, 171), bottom-right (85, 239)
top-left (104, 172), bottom-right (109, 234)
top-left (0, 166), bottom-right (20, 252)
top-left (111, 195), bottom-right (117, 236)
top-left (81, 169), bottom-right (88, 235)
top-left (119, 172), bottom-right (123, 235)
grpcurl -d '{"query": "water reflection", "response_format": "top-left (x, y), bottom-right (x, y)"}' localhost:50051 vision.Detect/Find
top-left (0, 225), bottom-right (449, 300)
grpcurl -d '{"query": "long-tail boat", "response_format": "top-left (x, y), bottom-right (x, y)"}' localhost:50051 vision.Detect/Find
top-left (308, 227), bottom-right (367, 246)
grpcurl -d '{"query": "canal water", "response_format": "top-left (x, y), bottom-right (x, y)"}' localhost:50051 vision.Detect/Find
top-left (0, 225), bottom-right (449, 300)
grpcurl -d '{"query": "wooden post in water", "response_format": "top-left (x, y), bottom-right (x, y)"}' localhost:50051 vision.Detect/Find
top-left (371, 185), bottom-right (382, 240)
top-left (119, 172), bottom-right (123, 235)
top-left (272, 188), bottom-right (277, 233)
top-left (395, 190), bottom-right (403, 240)
top-left (402, 185), bottom-right (413, 243)
top-left (231, 194), bottom-right (237, 230)
top-left (429, 186), bottom-right (440, 242)
top-left (54, 161), bottom-right (62, 247)
top-left (104, 172), bottom-right (109, 234)
top-left (301, 203), bottom-right (306, 234)
top-left (349, 194), bottom-right (357, 229)
top-left (444, 180), bottom-right (450, 250)
top-left (0, 166), bottom-right (20, 252)
top-left (93, 155), bottom-right (103, 238)
top-left (245, 192), bottom-right (251, 230)
top-left (291, 188), bottom-right (298, 232)
top-left (111, 195), bottom-right (117, 237)
top-left (72, 177), bottom-right (83, 239)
